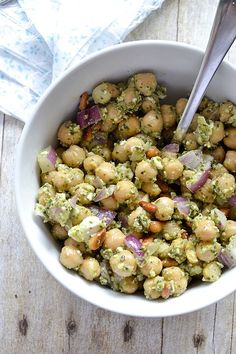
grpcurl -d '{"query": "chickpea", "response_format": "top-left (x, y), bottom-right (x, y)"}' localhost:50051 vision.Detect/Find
top-left (64, 238), bottom-right (87, 253)
top-left (194, 218), bottom-right (219, 241)
top-left (196, 241), bottom-right (221, 262)
top-left (114, 180), bottom-right (138, 203)
top-left (71, 205), bottom-right (92, 225)
top-left (110, 250), bottom-right (137, 277)
top-left (83, 154), bottom-right (104, 174)
top-left (57, 121), bottom-right (82, 146)
top-left (211, 146), bottom-right (225, 163)
top-left (199, 96), bottom-right (209, 111)
top-left (162, 158), bottom-right (183, 181)
top-left (213, 173), bottom-right (236, 199)
top-left (119, 276), bottom-right (139, 294)
top-left (162, 267), bottom-right (185, 281)
top-left (203, 262), bottom-right (222, 282)
top-left (183, 133), bottom-right (198, 151)
top-left (62, 145), bottom-right (86, 167)
top-left (162, 221), bottom-right (181, 241)
top-left (140, 256), bottom-right (163, 277)
top-left (134, 73), bottom-right (157, 96)
top-left (51, 224), bottom-right (68, 240)
top-left (152, 240), bottom-right (170, 259)
top-left (92, 82), bottom-right (119, 104)
top-left (219, 101), bottom-right (236, 123)
top-left (128, 206), bottom-right (149, 232)
top-left (160, 104), bottom-right (177, 129)
top-left (84, 174), bottom-right (96, 186)
top-left (64, 237), bottom-right (79, 247)
top-left (224, 127), bottom-right (236, 149)
top-left (210, 121), bottom-right (225, 145)
top-left (125, 137), bottom-right (146, 162)
top-left (224, 151), bottom-right (236, 172)
top-left (117, 116), bottom-right (140, 139)
top-left (80, 257), bottom-right (101, 281)
top-left (104, 228), bottom-right (126, 250)
top-left (209, 164), bottom-right (228, 179)
top-left (172, 277), bottom-right (188, 296)
top-left (74, 183), bottom-right (95, 205)
top-left (100, 196), bottom-right (119, 211)
top-left (51, 169), bottom-right (84, 193)
top-left (112, 142), bottom-right (128, 162)
top-left (221, 220), bottom-right (236, 242)
top-left (195, 179), bottom-right (215, 204)
top-left (176, 98), bottom-right (188, 116)
top-left (186, 240), bottom-right (198, 264)
top-left (189, 113), bottom-right (201, 132)
top-left (143, 276), bottom-right (165, 299)
top-left (141, 96), bottom-right (157, 113)
top-left (60, 245), bottom-right (83, 269)
top-left (135, 160), bottom-right (157, 183)
top-left (101, 103), bottom-right (123, 132)
top-left (92, 146), bottom-right (112, 162)
top-left (168, 238), bottom-right (187, 264)
top-left (41, 172), bottom-right (54, 184)
top-left (154, 197), bottom-right (175, 221)
top-left (95, 162), bottom-right (117, 184)
top-left (141, 182), bottom-right (161, 197)
top-left (68, 168), bottom-right (85, 189)
top-left (118, 87), bottom-right (141, 112)
top-left (141, 110), bottom-right (163, 137)
top-left (37, 183), bottom-right (55, 205)
top-left (201, 101), bottom-right (219, 120)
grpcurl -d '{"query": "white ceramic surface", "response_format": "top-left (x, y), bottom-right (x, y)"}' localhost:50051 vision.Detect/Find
top-left (15, 40), bottom-right (236, 317)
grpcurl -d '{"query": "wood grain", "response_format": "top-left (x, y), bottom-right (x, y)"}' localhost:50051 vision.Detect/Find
top-left (2, 1), bottom-right (236, 353)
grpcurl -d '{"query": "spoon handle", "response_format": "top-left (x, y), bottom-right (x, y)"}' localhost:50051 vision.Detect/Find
top-left (174, 0), bottom-right (236, 142)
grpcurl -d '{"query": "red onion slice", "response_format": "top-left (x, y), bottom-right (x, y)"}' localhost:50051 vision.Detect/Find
top-left (37, 145), bottom-right (57, 173)
top-left (93, 176), bottom-right (104, 189)
top-left (69, 195), bottom-right (78, 208)
top-left (163, 143), bottom-right (179, 153)
top-left (212, 208), bottom-right (227, 230)
top-left (202, 154), bottom-right (214, 170)
top-left (186, 169), bottom-right (210, 193)
top-left (124, 234), bottom-right (144, 258)
top-left (179, 150), bottom-right (203, 170)
top-left (229, 195), bottom-right (236, 207)
top-left (218, 250), bottom-right (236, 268)
top-left (93, 185), bottom-right (116, 202)
top-left (173, 196), bottom-right (190, 216)
top-left (76, 105), bottom-right (102, 129)
top-left (88, 206), bottom-right (116, 226)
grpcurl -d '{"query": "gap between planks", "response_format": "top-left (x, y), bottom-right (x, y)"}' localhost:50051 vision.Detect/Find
top-left (0, 113), bottom-right (5, 186)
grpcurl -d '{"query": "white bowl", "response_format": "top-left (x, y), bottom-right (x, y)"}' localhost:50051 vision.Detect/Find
top-left (15, 40), bottom-right (236, 317)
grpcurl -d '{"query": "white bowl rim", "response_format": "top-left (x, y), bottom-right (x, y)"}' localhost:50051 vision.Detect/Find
top-left (15, 40), bottom-right (236, 317)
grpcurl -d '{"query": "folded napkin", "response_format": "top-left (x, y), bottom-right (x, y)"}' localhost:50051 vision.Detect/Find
top-left (0, 0), bottom-right (164, 121)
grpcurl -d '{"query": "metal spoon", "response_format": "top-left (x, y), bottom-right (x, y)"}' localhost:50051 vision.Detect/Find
top-left (174, 0), bottom-right (236, 142)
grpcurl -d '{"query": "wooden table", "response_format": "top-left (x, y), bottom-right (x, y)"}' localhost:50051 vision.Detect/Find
top-left (1, 1), bottom-right (236, 353)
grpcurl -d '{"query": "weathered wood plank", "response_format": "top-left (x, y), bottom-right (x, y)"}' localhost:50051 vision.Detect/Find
top-left (178, 0), bottom-right (218, 48)
top-left (0, 112), bottom-right (4, 179)
top-left (211, 294), bottom-right (235, 354)
top-left (126, 0), bottom-right (179, 41)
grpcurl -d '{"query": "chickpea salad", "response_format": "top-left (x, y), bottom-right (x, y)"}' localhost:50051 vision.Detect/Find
top-left (35, 72), bottom-right (236, 300)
